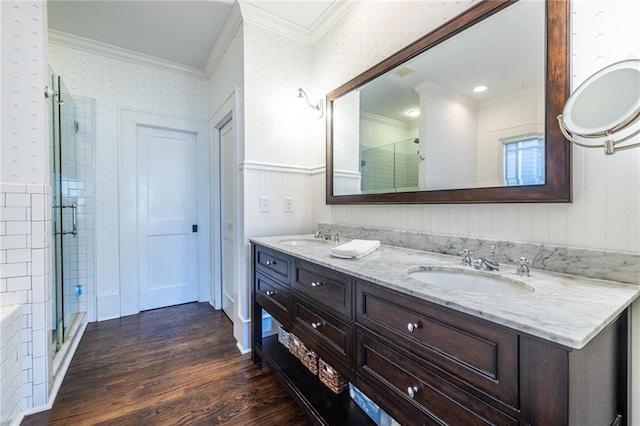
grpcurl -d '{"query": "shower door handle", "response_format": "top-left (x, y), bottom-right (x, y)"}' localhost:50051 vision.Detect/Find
top-left (62, 203), bottom-right (77, 236)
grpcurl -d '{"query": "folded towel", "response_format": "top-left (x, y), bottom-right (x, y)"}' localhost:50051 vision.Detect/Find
top-left (330, 239), bottom-right (380, 259)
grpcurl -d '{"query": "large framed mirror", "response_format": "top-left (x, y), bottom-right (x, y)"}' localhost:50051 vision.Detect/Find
top-left (326, 0), bottom-right (571, 204)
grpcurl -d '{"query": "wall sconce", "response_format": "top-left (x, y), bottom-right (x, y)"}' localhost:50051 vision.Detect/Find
top-left (298, 88), bottom-right (323, 118)
top-left (558, 59), bottom-right (640, 155)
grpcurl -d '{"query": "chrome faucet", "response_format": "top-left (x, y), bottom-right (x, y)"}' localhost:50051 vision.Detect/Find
top-left (459, 249), bottom-right (474, 267)
top-left (474, 245), bottom-right (500, 271)
top-left (314, 226), bottom-right (338, 241)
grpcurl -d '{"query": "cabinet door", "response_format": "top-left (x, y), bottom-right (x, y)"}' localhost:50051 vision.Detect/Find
top-left (294, 259), bottom-right (352, 319)
top-left (356, 280), bottom-right (519, 409)
top-left (255, 245), bottom-right (292, 285)
top-left (356, 331), bottom-right (518, 426)
top-left (255, 272), bottom-right (291, 327)
top-left (292, 296), bottom-right (353, 369)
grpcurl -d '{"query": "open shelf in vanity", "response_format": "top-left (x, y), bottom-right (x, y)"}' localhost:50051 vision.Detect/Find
top-left (254, 336), bottom-right (374, 425)
top-left (250, 238), bottom-right (636, 426)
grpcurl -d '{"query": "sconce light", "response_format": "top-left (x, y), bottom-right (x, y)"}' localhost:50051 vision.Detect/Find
top-left (298, 88), bottom-right (323, 118)
top-left (558, 59), bottom-right (640, 155)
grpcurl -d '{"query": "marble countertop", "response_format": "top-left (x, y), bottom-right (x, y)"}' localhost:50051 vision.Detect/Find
top-left (251, 234), bottom-right (640, 349)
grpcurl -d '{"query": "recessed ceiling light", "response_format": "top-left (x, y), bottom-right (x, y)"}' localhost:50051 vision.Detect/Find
top-left (473, 85), bottom-right (488, 93)
top-left (407, 109), bottom-right (420, 118)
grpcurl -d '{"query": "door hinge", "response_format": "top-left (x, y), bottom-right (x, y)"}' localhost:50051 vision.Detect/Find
top-left (192, 224), bottom-right (198, 233)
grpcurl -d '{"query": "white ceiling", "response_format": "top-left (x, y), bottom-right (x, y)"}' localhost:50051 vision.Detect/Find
top-left (48, 0), bottom-right (544, 122)
top-left (359, 0), bottom-right (545, 122)
top-left (47, 0), bottom-right (343, 70)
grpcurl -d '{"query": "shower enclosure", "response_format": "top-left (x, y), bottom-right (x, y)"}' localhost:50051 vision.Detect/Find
top-left (48, 68), bottom-right (81, 354)
top-left (360, 137), bottom-right (420, 193)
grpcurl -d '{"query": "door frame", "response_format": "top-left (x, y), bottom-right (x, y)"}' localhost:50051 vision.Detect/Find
top-left (118, 108), bottom-right (210, 318)
top-left (210, 89), bottom-right (244, 340)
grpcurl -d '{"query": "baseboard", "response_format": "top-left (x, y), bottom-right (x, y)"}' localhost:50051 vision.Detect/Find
top-left (48, 315), bottom-right (88, 408)
top-left (10, 413), bottom-right (25, 426)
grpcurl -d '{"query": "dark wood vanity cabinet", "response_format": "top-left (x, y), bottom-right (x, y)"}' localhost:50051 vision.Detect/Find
top-left (251, 243), bottom-right (628, 426)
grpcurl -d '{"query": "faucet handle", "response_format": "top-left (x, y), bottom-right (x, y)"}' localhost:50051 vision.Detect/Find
top-left (459, 249), bottom-right (474, 266)
top-left (516, 257), bottom-right (531, 276)
top-left (489, 245), bottom-right (499, 264)
top-left (326, 226), bottom-right (333, 240)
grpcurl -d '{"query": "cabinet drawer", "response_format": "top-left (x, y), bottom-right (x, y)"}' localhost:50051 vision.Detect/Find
top-left (356, 280), bottom-right (518, 408)
top-left (357, 332), bottom-right (518, 426)
top-left (255, 273), bottom-right (291, 326)
top-left (255, 245), bottom-right (292, 284)
top-left (294, 259), bottom-right (352, 319)
top-left (292, 296), bottom-right (353, 366)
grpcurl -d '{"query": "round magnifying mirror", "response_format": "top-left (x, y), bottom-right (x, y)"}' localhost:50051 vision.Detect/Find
top-left (561, 59), bottom-right (640, 136)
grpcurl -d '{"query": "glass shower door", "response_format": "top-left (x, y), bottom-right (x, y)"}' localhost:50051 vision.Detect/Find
top-left (51, 73), bottom-right (79, 351)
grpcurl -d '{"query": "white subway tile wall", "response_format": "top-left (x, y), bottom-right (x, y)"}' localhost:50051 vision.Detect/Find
top-left (0, 305), bottom-right (22, 425)
top-left (0, 184), bottom-right (52, 413)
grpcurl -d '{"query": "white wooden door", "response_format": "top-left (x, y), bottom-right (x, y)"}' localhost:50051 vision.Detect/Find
top-left (220, 120), bottom-right (236, 320)
top-left (137, 126), bottom-right (198, 310)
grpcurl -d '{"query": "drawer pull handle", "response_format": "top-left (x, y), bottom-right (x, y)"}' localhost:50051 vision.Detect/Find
top-left (311, 321), bottom-right (323, 329)
top-left (407, 322), bottom-right (420, 333)
top-left (265, 260), bottom-right (277, 266)
top-left (407, 386), bottom-right (419, 399)
top-left (266, 290), bottom-right (276, 296)
top-left (310, 281), bottom-right (324, 287)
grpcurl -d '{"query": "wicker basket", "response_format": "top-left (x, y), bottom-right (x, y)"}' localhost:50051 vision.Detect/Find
top-left (277, 326), bottom-right (290, 348)
top-left (300, 347), bottom-right (319, 375)
top-left (288, 333), bottom-right (304, 361)
top-left (319, 359), bottom-right (348, 394)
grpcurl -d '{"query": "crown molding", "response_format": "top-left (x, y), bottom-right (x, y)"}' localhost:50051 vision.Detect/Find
top-left (360, 111), bottom-right (411, 128)
top-left (240, 1), bottom-right (353, 46)
top-left (48, 29), bottom-right (207, 80)
top-left (205, 2), bottom-right (243, 78)
top-left (307, 1), bottom-right (354, 45)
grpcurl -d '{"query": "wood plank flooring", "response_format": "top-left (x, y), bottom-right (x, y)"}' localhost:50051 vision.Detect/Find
top-left (23, 303), bottom-right (311, 425)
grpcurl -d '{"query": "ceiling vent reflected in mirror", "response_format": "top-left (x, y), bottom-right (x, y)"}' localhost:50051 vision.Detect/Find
top-left (394, 65), bottom-right (415, 78)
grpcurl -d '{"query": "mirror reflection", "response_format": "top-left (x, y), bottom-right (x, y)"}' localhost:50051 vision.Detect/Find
top-left (331, 0), bottom-right (545, 196)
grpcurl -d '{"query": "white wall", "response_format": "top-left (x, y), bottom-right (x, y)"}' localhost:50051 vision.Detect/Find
top-left (47, 43), bottom-right (210, 320)
top-left (415, 82), bottom-right (478, 190)
top-left (239, 21), bottom-right (320, 349)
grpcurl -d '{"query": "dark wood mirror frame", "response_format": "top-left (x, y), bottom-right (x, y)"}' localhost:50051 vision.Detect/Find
top-left (326, 0), bottom-right (571, 204)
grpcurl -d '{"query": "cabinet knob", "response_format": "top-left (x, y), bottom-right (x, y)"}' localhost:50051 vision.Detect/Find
top-left (266, 260), bottom-right (277, 266)
top-left (310, 281), bottom-right (324, 287)
top-left (311, 321), bottom-right (322, 329)
top-left (407, 386), bottom-right (419, 399)
top-left (407, 322), bottom-right (420, 333)
top-left (265, 290), bottom-right (276, 296)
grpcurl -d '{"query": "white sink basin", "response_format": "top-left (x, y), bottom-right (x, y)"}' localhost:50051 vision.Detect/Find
top-left (279, 238), bottom-right (328, 247)
top-left (407, 266), bottom-right (534, 296)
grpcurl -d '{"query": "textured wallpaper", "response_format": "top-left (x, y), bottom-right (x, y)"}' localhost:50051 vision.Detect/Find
top-left (1, 1), bottom-right (48, 184)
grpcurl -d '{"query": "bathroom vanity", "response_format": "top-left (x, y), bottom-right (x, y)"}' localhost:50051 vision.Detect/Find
top-left (250, 236), bottom-right (638, 426)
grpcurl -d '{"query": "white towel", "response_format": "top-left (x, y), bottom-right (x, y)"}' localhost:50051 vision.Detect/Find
top-left (330, 239), bottom-right (380, 259)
